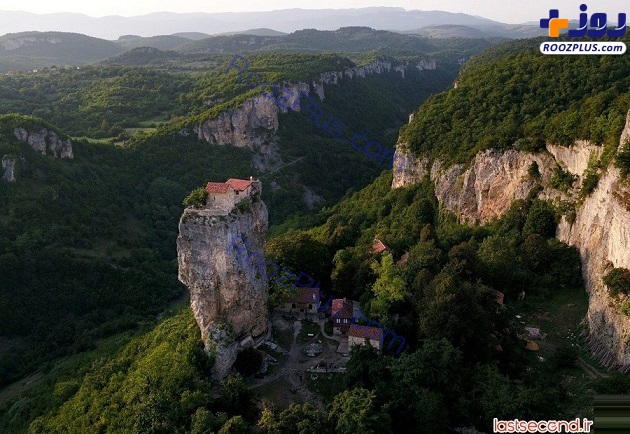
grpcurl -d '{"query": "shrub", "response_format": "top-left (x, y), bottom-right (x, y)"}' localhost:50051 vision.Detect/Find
top-left (183, 186), bottom-right (208, 208)
top-left (581, 171), bottom-right (599, 197)
top-left (523, 200), bottom-right (557, 239)
top-left (548, 166), bottom-right (576, 193)
top-left (621, 300), bottom-right (630, 317)
top-left (616, 142), bottom-right (630, 177)
top-left (528, 162), bottom-right (541, 180)
top-left (603, 268), bottom-right (630, 297)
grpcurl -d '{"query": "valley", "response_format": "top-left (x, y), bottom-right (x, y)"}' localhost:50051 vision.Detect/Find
top-left (0, 9), bottom-right (629, 434)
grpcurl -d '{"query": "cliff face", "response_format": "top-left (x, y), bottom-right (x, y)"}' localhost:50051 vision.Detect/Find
top-left (14, 127), bottom-right (73, 159)
top-left (196, 94), bottom-right (282, 148)
top-left (557, 113), bottom-right (630, 369)
top-left (195, 58), bottom-right (438, 172)
top-left (2, 156), bottom-right (16, 182)
top-left (392, 110), bottom-right (630, 369)
top-left (177, 195), bottom-right (269, 380)
top-left (393, 147), bottom-right (558, 224)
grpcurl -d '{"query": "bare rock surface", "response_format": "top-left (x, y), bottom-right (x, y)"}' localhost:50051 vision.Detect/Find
top-left (14, 127), bottom-right (73, 159)
top-left (177, 198), bottom-right (269, 380)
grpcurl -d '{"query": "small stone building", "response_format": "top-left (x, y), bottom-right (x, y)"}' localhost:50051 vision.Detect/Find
top-left (283, 287), bottom-right (319, 315)
top-left (206, 177), bottom-right (261, 209)
top-left (348, 324), bottom-right (383, 351)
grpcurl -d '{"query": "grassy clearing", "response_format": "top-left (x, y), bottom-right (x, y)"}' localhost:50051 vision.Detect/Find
top-left (514, 286), bottom-right (588, 359)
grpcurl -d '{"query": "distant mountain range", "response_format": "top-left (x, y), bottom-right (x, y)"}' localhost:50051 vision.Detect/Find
top-left (404, 24), bottom-right (546, 39)
top-left (0, 7), bottom-right (538, 40)
top-left (0, 27), bottom-right (500, 73)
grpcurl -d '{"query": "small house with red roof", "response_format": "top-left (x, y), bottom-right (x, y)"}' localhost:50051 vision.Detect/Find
top-left (348, 324), bottom-right (384, 351)
top-left (283, 287), bottom-right (319, 315)
top-left (331, 298), bottom-right (353, 335)
top-left (205, 177), bottom-right (261, 209)
top-left (371, 239), bottom-right (389, 255)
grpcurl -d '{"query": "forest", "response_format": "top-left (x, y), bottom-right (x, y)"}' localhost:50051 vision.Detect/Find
top-left (1, 26), bottom-right (630, 434)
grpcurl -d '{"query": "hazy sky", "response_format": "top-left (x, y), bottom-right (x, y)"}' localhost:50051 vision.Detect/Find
top-left (0, 0), bottom-right (625, 24)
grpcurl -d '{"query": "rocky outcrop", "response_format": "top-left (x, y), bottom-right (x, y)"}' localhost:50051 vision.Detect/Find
top-left (177, 193), bottom-right (269, 380)
top-left (392, 110), bottom-right (630, 369)
top-left (14, 127), bottom-right (73, 159)
top-left (2, 156), bottom-right (16, 182)
top-left (547, 141), bottom-right (601, 183)
top-left (393, 147), bottom-right (557, 224)
top-left (557, 165), bottom-right (630, 369)
top-left (196, 95), bottom-right (281, 148)
top-left (196, 58), bottom-right (438, 171)
top-left (1, 36), bottom-right (62, 51)
top-left (557, 113), bottom-right (630, 370)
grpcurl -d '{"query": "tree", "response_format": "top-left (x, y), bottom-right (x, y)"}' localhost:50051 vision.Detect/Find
top-left (190, 408), bottom-right (228, 434)
top-left (183, 186), bottom-right (208, 208)
top-left (603, 267), bottom-right (630, 296)
top-left (218, 416), bottom-right (248, 434)
top-left (389, 340), bottom-right (468, 430)
top-left (343, 344), bottom-right (390, 391)
top-left (369, 252), bottom-right (408, 318)
top-left (218, 375), bottom-right (254, 418)
top-left (523, 200), bottom-right (557, 238)
top-left (328, 389), bottom-right (392, 434)
top-left (258, 404), bottom-right (331, 434)
top-left (419, 273), bottom-right (496, 362)
top-left (266, 232), bottom-right (332, 283)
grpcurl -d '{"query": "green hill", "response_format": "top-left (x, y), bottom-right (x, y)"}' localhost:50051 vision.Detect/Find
top-left (408, 24), bottom-right (490, 39)
top-left (176, 27), bottom-right (497, 62)
top-left (2, 32), bottom-right (630, 434)
top-left (114, 34), bottom-right (194, 51)
top-left (400, 34), bottom-right (630, 166)
top-left (0, 31), bottom-right (123, 72)
top-left (101, 46), bottom-right (183, 66)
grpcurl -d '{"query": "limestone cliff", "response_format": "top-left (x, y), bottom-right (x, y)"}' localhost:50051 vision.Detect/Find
top-left (177, 191), bottom-right (269, 380)
top-left (2, 156), bottom-right (16, 182)
top-left (14, 127), bottom-right (73, 159)
top-left (557, 113), bottom-right (630, 370)
top-left (393, 149), bottom-right (559, 224)
top-left (195, 58), bottom-right (437, 172)
top-left (392, 110), bottom-right (630, 370)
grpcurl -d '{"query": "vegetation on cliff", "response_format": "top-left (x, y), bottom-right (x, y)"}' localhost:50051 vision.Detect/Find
top-left (400, 34), bottom-right (630, 166)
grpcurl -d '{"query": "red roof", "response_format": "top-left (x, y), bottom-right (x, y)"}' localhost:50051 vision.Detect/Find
top-left (496, 291), bottom-right (505, 305)
top-left (349, 324), bottom-right (383, 341)
top-left (206, 182), bottom-right (229, 194)
top-left (332, 299), bottom-right (353, 319)
top-left (226, 178), bottom-right (253, 192)
top-left (205, 178), bottom-right (253, 195)
top-left (371, 239), bottom-right (388, 254)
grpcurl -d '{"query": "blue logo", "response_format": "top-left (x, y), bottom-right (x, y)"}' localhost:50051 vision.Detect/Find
top-left (540, 4), bottom-right (626, 38)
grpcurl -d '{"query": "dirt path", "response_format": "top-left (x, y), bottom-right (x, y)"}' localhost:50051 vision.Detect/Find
top-left (251, 318), bottom-right (325, 410)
